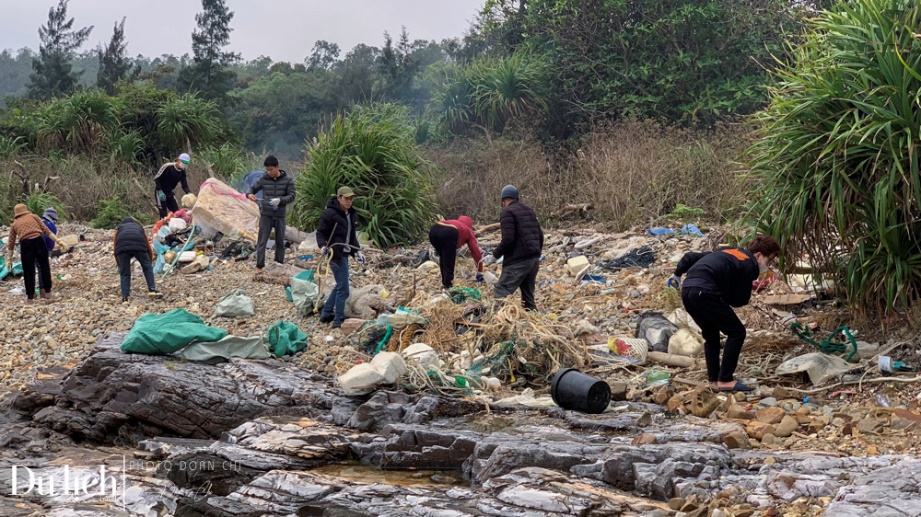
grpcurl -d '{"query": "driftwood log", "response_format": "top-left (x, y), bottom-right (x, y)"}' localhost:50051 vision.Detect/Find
top-left (555, 203), bottom-right (594, 219)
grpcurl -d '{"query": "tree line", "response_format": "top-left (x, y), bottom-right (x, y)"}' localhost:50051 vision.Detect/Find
top-left (0, 0), bottom-right (829, 160)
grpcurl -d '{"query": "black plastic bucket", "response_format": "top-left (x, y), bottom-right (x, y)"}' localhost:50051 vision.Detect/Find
top-left (550, 368), bottom-right (611, 414)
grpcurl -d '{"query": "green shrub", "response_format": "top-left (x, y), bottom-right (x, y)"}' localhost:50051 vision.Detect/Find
top-left (198, 143), bottom-right (253, 181)
top-left (90, 196), bottom-right (133, 229)
top-left (745, 0), bottom-right (921, 315)
top-left (291, 104), bottom-right (438, 248)
top-left (0, 136), bottom-right (27, 158)
top-left (23, 192), bottom-right (68, 221)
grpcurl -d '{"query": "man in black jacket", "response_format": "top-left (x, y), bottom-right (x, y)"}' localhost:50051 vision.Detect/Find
top-left (316, 186), bottom-right (366, 328)
top-left (483, 185), bottom-right (543, 310)
top-left (247, 156), bottom-right (296, 270)
top-left (670, 235), bottom-right (781, 392)
top-left (114, 217), bottom-right (162, 303)
top-left (154, 153), bottom-right (192, 218)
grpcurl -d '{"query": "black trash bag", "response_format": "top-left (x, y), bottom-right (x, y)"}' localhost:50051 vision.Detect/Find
top-left (601, 245), bottom-right (656, 270)
top-left (635, 312), bottom-right (678, 353)
top-left (416, 249), bottom-right (431, 266)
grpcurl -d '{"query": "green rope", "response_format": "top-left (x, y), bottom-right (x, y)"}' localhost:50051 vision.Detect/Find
top-left (790, 322), bottom-right (859, 362)
top-left (374, 324), bottom-right (393, 355)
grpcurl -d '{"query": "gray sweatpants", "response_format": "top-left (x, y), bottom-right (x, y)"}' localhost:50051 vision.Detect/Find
top-left (256, 215), bottom-right (286, 268)
top-left (494, 257), bottom-right (540, 310)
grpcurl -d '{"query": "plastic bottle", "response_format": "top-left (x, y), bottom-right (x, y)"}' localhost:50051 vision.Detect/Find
top-left (647, 370), bottom-right (670, 387)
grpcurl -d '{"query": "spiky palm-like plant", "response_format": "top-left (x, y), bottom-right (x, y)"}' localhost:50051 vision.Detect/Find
top-left (746, 0), bottom-right (921, 315)
top-left (36, 89), bottom-right (117, 154)
top-left (430, 53), bottom-right (549, 137)
top-left (291, 103), bottom-right (438, 248)
top-left (156, 93), bottom-right (221, 151)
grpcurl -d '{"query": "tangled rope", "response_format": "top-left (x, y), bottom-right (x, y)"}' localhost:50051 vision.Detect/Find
top-left (790, 322), bottom-right (858, 362)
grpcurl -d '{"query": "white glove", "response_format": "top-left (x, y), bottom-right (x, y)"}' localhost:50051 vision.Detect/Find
top-left (269, 198), bottom-right (281, 207)
top-left (320, 246), bottom-right (330, 256)
top-left (355, 251), bottom-right (366, 264)
top-left (482, 255), bottom-right (497, 266)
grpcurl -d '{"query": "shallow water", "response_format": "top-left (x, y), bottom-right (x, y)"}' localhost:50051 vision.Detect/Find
top-left (312, 461), bottom-right (462, 486)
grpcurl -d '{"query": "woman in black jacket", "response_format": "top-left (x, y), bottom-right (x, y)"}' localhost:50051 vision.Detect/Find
top-left (669, 235), bottom-right (780, 392)
top-left (316, 187), bottom-right (365, 328)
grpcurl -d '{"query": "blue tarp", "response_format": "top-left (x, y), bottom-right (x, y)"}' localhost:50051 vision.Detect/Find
top-left (645, 224), bottom-right (704, 238)
top-left (241, 171), bottom-right (265, 201)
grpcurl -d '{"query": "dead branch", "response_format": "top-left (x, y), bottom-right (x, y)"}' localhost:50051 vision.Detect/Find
top-left (555, 203), bottom-right (594, 220)
top-left (475, 223), bottom-right (501, 236)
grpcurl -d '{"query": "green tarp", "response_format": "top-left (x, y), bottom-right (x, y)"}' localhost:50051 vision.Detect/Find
top-left (0, 257), bottom-right (23, 280)
top-left (121, 309), bottom-right (227, 355)
top-left (267, 321), bottom-right (308, 357)
top-left (177, 335), bottom-right (271, 362)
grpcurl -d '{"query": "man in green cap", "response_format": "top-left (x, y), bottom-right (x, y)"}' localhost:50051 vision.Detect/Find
top-left (316, 186), bottom-right (365, 328)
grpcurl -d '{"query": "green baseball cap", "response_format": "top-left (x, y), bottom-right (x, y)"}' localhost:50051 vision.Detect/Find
top-left (337, 186), bottom-right (356, 198)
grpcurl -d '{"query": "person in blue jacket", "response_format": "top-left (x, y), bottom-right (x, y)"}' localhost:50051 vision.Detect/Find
top-left (36, 207), bottom-right (59, 293)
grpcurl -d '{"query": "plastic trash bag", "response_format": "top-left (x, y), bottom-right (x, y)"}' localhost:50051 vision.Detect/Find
top-left (214, 288), bottom-right (256, 318)
top-left (290, 270), bottom-right (319, 315)
top-left (267, 321), bottom-right (308, 357)
top-left (635, 312), bottom-right (678, 353)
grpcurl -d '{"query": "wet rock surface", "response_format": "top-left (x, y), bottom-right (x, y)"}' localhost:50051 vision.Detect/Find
top-left (4, 334), bottom-right (921, 516)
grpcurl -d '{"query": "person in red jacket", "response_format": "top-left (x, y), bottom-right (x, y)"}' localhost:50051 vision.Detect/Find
top-left (428, 215), bottom-right (484, 289)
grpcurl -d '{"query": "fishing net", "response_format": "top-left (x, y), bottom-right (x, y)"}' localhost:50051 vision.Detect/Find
top-left (448, 286), bottom-right (481, 304)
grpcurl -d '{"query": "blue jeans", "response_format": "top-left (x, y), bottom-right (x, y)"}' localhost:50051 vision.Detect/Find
top-left (321, 255), bottom-right (349, 323)
top-left (117, 251), bottom-right (156, 299)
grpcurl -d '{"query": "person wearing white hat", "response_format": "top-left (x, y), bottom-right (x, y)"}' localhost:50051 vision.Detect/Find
top-left (154, 153), bottom-right (192, 218)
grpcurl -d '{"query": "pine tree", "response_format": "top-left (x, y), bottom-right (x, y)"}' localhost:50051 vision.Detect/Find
top-left (181, 0), bottom-right (239, 103)
top-left (97, 18), bottom-right (135, 94)
top-left (28, 0), bottom-right (93, 99)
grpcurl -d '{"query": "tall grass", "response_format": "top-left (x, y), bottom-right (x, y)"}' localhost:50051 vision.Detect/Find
top-left (0, 155), bottom-right (217, 222)
top-left (430, 120), bottom-right (747, 229)
top-left (745, 0), bottom-right (921, 316)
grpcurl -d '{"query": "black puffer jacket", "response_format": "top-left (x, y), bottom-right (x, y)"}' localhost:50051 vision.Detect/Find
top-left (114, 217), bottom-right (153, 260)
top-left (248, 170), bottom-right (296, 217)
top-left (675, 248), bottom-right (760, 307)
top-left (493, 200), bottom-right (543, 266)
top-left (316, 197), bottom-right (360, 259)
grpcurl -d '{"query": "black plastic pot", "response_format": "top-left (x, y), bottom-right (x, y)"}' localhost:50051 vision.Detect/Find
top-left (550, 368), bottom-right (611, 414)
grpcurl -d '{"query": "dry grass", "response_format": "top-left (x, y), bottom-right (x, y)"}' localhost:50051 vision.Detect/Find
top-left (420, 301), bottom-right (467, 353)
top-left (428, 119), bottom-right (749, 230)
top-left (0, 156), bottom-right (224, 223)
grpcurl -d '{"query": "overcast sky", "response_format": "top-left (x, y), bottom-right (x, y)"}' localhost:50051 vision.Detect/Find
top-left (0, 0), bottom-right (484, 62)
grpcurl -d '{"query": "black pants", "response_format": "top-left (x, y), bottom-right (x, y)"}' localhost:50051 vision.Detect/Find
top-left (495, 257), bottom-right (540, 310)
top-left (156, 189), bottom-right (179, 219)
top-left (429, 224), bottom-right (459, 289)
top-left (20, 237), bottom-right (51, 300)
top-left (681, 288), bottom-right (746, 382)
top-left (117, 251), bottom-right (156, 299)
top-left (256, 215), bottom-right (286, 268)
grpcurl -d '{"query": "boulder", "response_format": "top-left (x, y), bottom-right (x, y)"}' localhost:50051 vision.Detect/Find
top-left (754, 407), bottom-right (786, 425)
top-left (17, 333), bottom-right (355, 442)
